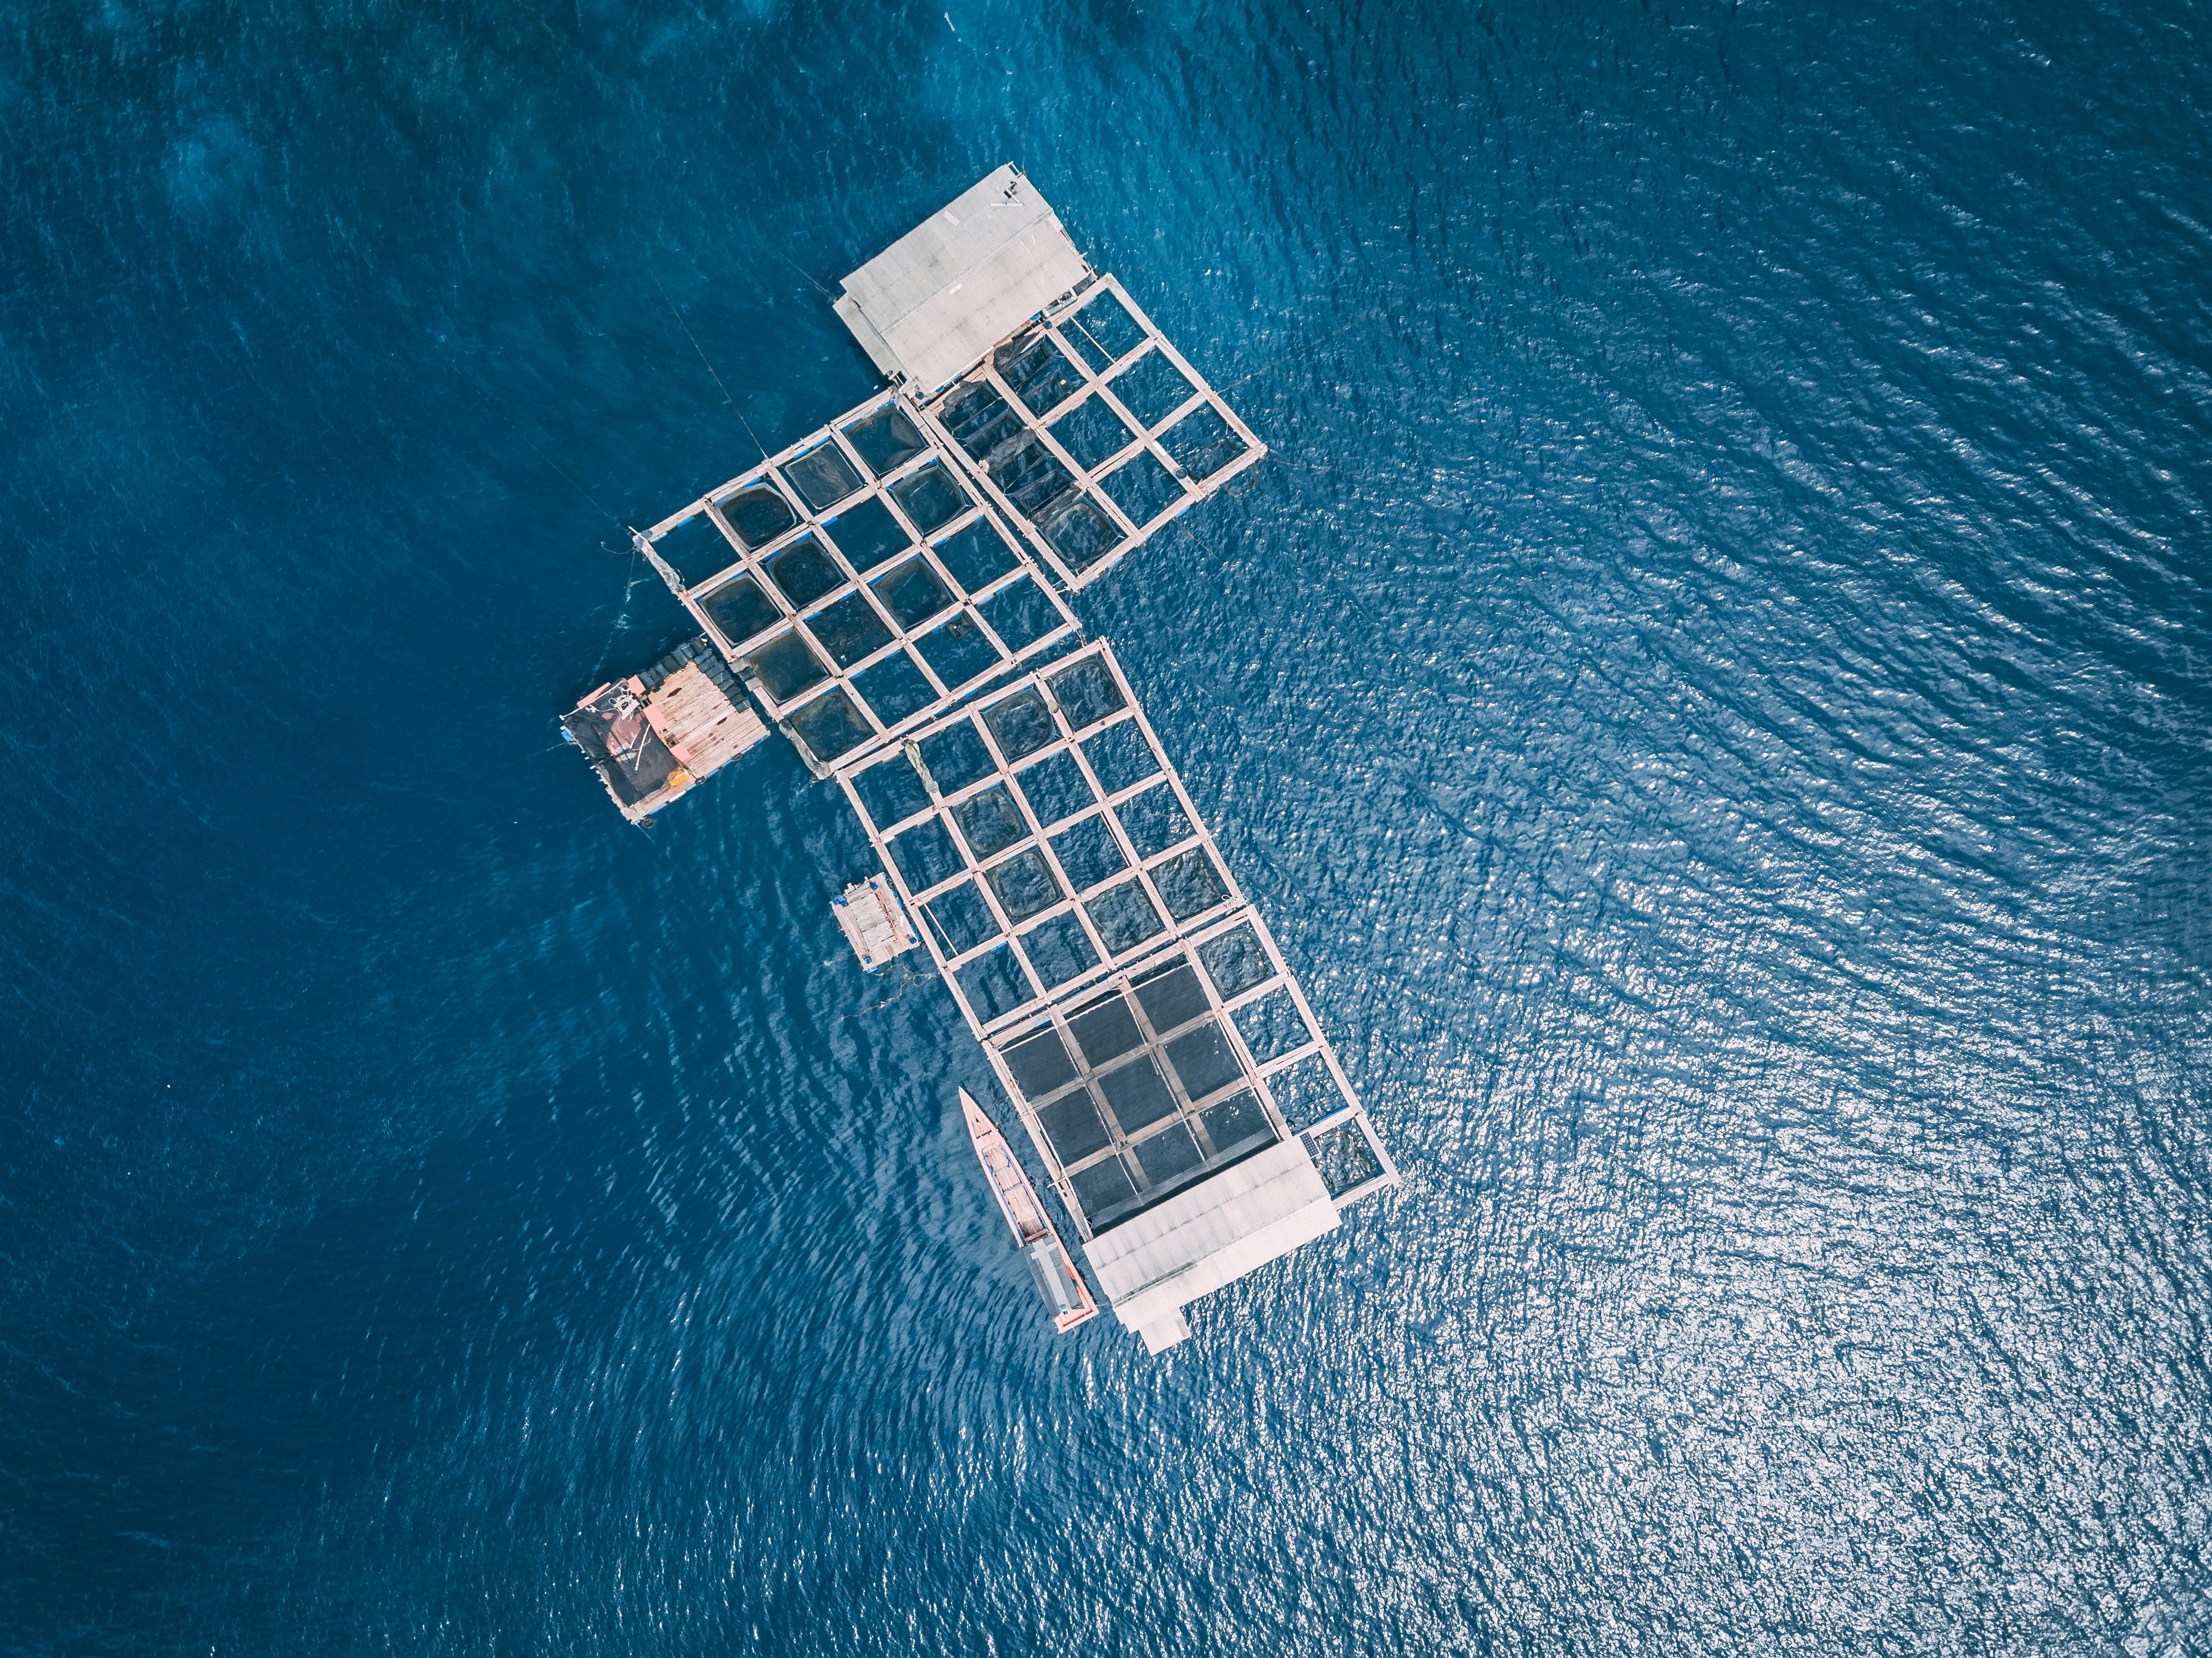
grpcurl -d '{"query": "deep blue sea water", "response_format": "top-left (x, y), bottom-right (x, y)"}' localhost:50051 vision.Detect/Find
top-left (6, 0), bottom-right (2212, 1651)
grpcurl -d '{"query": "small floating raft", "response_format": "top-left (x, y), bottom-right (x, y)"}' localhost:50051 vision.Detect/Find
top-left (832, 874), bottom-right (919, 973)
top-left (561, 637), bottom-right (767, 822)
top-left (961, 1087), bottom-right (1097, 1332)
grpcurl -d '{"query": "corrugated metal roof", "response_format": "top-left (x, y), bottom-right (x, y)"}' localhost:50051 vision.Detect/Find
top-left (1079, 1139), bottom-right (1341, 1349)
top-left (834, 165), bottom-right (1093, 397)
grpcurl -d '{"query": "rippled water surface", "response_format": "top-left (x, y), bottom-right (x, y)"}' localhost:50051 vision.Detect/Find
top-left (5, 0), bottom-right (2211, 1651)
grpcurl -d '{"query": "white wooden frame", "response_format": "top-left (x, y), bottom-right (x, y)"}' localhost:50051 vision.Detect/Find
top-left (638, 388), bottom-right (1081, 774)
top-left (920, 276), bottom-right (1267, 591)
top-left (832, 640), bottom-right (1396, 1236)
top-left (835, 642), bottom-right (1243, 1029)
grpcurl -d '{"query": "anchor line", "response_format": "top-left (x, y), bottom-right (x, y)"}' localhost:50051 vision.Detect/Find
top-left (778, 252), bottom-right (834, 300)
top-left (1220, 309), bottom-right (1384, 393)
top-left (646, 260), bottom-right (772, 462)
top-left (448, 363), bottom-right (624, 526)
top-left (586, 541), bottom-right (649, 684)
top-left (832, 961), bottom-right (927, 1024)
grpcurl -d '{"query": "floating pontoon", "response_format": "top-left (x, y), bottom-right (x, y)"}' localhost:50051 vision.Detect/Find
top-left (831, 874), bottom-right (920, 974)
top-left (562, 637), bottom-right (767, 821)
top-left (569, 167), bottom-right (1394, 1353)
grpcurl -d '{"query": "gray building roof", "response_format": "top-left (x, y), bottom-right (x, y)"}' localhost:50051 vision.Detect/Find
top-left (834, 165), bottom-right (1093, 397)
top-left (1081, 1139), bottom-right (1343, 1353)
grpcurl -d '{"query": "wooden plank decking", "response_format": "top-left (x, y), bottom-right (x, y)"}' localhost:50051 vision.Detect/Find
top-left (645, 661), bottom-right (767, 773)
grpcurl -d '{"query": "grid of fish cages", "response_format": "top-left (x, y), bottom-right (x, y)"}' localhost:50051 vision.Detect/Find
top-left (920, 275), bottom-right (1266, 591)
top-left (836, 642), bottom-right (1240, 1029)
top-left (640, 387), bottom-right (1082, 775)
top-left (571, 168), bottom-right (1400, 1346)
top-left (832, 639), bottom-right (1394, 1237)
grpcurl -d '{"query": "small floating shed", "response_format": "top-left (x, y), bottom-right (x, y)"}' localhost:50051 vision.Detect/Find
top-left (834, 166), bottom-right (1094, 401)
top-left (570, 168), bottom-right (1394, 1353)
top-left (563, 637), bottom-right (767, 822)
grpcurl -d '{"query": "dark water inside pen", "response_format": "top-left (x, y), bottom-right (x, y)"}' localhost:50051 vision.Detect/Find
top-left (4, 0), bottom-right (2211, 1651)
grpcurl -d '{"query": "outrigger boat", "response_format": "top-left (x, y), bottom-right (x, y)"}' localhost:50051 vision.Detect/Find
top-left (961, 1087), bottom-right (1098, 1332)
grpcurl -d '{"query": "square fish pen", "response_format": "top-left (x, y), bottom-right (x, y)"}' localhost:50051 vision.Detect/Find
top-left (919, 276), bottom-right (1264, 590)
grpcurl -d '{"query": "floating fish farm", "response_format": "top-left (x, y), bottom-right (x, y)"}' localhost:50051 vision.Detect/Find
top-left (563, 166), bottom-right (1396, 1354)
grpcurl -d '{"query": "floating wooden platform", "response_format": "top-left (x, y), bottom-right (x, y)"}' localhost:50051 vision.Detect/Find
top-left (832, 874), bottom-right (919, 973)
top-left (563, 637), bottom-right (767, 822)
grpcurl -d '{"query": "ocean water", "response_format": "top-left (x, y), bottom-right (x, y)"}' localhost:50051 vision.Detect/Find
top-left (4, 0), bottom-right (2211, 1651)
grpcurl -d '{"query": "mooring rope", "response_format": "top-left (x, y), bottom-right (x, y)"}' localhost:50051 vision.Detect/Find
top-left (645, 259), bottom-right (772, 463)
top-left (1219, 309), bottom-right (1384, 394)
top-left (779, 251), bottom-right (835, 300)
top-left (586, 541), bottom-right (649, 683)
top-left (831, 960), bottom-right (929, 1025)
top-left (448, 362), bottom-right (626, 526)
